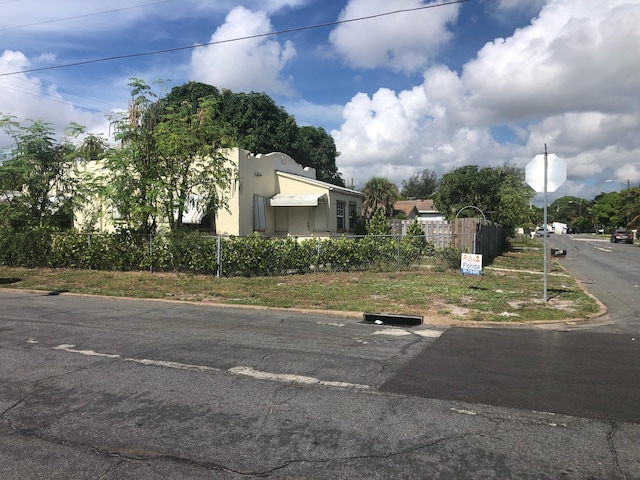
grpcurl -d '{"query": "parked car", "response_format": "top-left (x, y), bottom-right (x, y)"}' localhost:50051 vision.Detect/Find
top-left (536, 227), bottom-right (551, 237)
top-left (610, 229), bottom-right (633, 244)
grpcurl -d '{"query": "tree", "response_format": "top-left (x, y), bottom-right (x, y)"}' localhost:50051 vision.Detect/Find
top-left (291, 126), bottom-right (344, 186)
top-left (492, 164), bottom-right (533, 234)
top-left (400, 169), bottom-right (438, 199)
top-left (0, 115), bottom-right (83, 231)
top-left (361, 177), bottom-right (399, 219)
top-left (152, 95), bottom-right (235, 230)
top-left (626, 186), bottom-right (640, 230)
top-left (103, 79), bottom-right (163, 235)
top-left (366, 207), bottom-right (391, 235)
top-left (591, 191), bottom-right (625, 233)
top-left (100, 79), bottom-right (237, 234)
top-left (549, 196), bottom-right (592, 232)
top-left (157, 82), bottom-right (344, 186)
top-left (434, 164), bottom-right (533, 234)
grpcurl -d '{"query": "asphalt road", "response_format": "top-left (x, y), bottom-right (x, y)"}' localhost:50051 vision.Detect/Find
top-left (1, 282), bottom-right (639, 479)
top-left (548, 233), bottom-right (640, 333)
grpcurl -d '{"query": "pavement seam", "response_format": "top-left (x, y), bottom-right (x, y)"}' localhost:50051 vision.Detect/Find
top-left (608, 421), bottom-right (627, 480)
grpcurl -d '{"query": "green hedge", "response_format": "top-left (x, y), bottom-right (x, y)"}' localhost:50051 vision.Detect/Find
top-left (0, 228), bottom-right (447, 277)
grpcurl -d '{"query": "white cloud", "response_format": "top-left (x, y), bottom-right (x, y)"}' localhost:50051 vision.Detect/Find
top-left (463, 0), bottom-right (640, 124)
top-left (329, 0), bottom-right (460, 72)
top-left (333, 0), bottom-right (640, 199)
top-left (487, 0), bottom-right (547, 15)
top-left (0, 51), bottom-right (110, 145)
top-left (190, 6), bottom-right (297, 96)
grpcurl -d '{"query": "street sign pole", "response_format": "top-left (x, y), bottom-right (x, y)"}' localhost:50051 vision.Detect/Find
top-left (543, 144), bottom-right (548, 303)
top-left (525, 146), bottom-right (565, 304)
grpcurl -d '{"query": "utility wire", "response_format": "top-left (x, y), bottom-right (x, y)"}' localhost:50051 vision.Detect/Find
top-left (0, 0), bottom-right (469, 77)
top-left (0, 0), bottom-right (178, 32)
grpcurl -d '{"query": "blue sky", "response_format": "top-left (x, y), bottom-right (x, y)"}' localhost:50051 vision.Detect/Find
top-left (1, 0), bottom-right (638, 202)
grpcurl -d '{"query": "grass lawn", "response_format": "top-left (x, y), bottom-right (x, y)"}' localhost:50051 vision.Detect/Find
top-left (0, 237), bottom-right (601, 324)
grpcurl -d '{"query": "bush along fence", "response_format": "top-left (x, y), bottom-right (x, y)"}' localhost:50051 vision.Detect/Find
top-left (0, 229), bottom-right (478, 277)
top-left (389, 217), bottom-right (505, 259)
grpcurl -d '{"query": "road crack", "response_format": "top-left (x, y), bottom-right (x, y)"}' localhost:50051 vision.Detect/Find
top-left (257, 430), bottom-right (492, 476)
top-left (608, 421), bottom-right (627, 480)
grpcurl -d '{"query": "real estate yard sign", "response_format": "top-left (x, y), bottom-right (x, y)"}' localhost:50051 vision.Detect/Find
top-left (461, 253), bottom-right (483, 276)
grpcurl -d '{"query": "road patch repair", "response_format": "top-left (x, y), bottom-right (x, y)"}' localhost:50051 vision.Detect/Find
top-left (380, 328), bottom-right (640, 424)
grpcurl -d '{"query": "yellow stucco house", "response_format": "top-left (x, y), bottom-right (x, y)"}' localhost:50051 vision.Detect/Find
top-left (74, 148), bottom-right (364, 237)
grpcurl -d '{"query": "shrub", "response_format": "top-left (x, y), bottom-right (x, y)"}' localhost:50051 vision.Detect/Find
top-left (435, 244), bottom-right (465, 270)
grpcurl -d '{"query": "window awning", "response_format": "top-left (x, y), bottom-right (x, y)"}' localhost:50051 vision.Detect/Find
top-left (182, 207), bottom-right (206, 224)
top-left (269, 193), bottom-right (326, 207)
top-left (181, 195), bottom-right (206, 224)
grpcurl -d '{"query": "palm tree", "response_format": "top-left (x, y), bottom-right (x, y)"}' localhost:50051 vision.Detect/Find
top-left (361, 177), bottom-right (399, 219)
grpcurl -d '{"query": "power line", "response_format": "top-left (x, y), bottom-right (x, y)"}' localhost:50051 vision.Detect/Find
top-left (0, 0), bottom-right (469, 77)
top-left (0, 0), bottom-right (178, 32)
top-left (0, 77), bottom-right (122, 113)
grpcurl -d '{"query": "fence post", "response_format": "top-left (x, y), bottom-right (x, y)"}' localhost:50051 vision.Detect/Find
top-left (217, 235), bottom-right (221, 278)
top-left (396, 234), bottom-right (401, 270)
top-left (317, 237), bottom-right (321, 271)
top-left (149, 234), bottom-right (153, 273)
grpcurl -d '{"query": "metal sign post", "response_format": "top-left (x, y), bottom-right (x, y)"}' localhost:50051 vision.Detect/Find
top-left (525, 145), bottom-right (566, 303)
top-left (543, 145), bottom-right (549, 303)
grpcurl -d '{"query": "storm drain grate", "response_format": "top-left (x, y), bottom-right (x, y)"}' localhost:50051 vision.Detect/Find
top-left (363, 312), bottom-right (423, 327)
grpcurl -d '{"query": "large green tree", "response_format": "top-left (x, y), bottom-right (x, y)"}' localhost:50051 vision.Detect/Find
top-left (361, 177), bottom-right (399, 219)
top-left (434, 164), bottom-right (533, 234)
top-left (0, 115), bottom-right (84, 231)
top-left (590, 191), bottom-right (625, 233)
top-left (101, 79), bottom-right (237, 234)
top-left (400, 168), bottom-right (438, 199)
top-left (291, 125), bottom-right (343, 185)
top-left (549, 196), bottom-right (592, 232)
top-left (153, 95), bottom-right (235, 230)
top-left (156, 82), bottom-right (344, 186)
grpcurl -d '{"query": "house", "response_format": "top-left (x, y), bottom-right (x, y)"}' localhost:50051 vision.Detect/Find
top-left (216, 148), bottom-right (364, 237)
top-left (74, 148), bottom-right (364, 237)
top-left (393, 199), bottom-right (443, 221)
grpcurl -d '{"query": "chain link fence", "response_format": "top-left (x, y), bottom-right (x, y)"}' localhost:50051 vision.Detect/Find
top-left (0, 230), bottom-right (477, 277)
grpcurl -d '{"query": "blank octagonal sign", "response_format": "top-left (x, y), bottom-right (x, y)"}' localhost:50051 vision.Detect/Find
top-left (525, 154), bottom-right (567, 193)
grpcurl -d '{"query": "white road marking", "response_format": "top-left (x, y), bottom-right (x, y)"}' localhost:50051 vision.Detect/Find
top-left (571, 238), bottom-right (609, 243)
top-left (125, 358), bottom-right (220, 373)
top-left (451, 408), bottom-right (478, 415)
top-left (316, 321), bottom-right (345, 327)
top-left (229, 366), bottom-right (371, 390)
top-left (53, 344), bottom-right (120, 358)
top-left (595, 247), bottom-right (612, 252)
top-left (53, 344), bottom-right (371, 390)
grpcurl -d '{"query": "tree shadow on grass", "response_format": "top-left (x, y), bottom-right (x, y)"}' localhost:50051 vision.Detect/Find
top-left (0, 277), bottom-right (21, 285)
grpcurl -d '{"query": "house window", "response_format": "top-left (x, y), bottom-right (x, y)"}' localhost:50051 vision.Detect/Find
top-left (337, 200), bottom-right (346, 231)
top-left (349, 202), bottom-right (357, 230)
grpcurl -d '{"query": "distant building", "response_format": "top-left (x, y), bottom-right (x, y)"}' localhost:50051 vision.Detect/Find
top-left (393, 199), bottom-right (443, 221)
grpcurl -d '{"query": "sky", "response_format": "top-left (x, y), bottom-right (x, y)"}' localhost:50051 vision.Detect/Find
top-left (1, 0), bottom-right (639, 204)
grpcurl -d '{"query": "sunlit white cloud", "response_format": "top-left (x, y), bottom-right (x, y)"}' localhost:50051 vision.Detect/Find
top-left (329, 0), bottom-right (460, 72)
top-left (190, 6), bottom-right (297, 96)
top-left (333, 0), bottom-right (640, 200)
